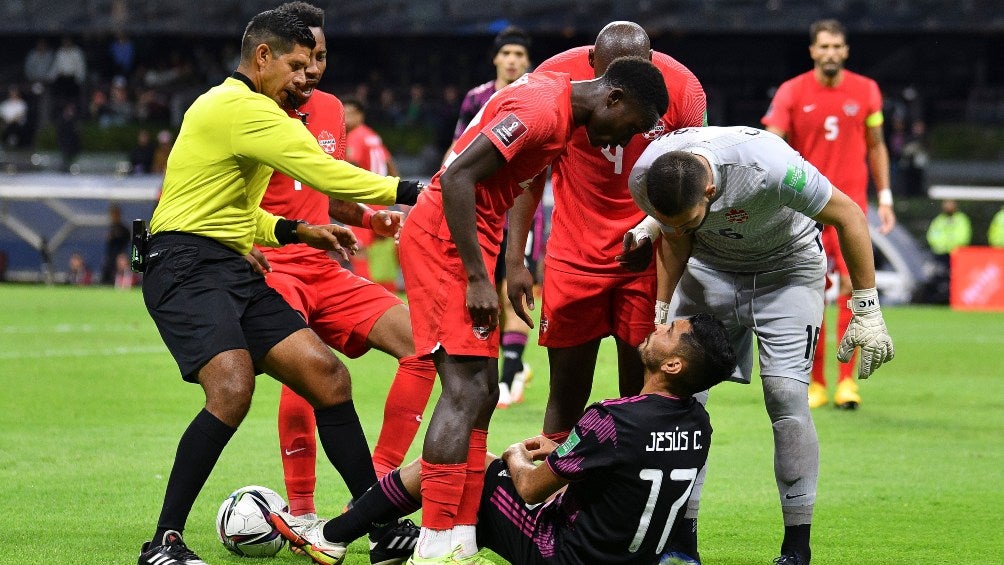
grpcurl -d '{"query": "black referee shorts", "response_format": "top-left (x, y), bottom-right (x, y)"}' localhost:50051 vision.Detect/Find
top-left (142, 232), bottom-right (307, 382)
top-left (476, 459), bottom-right (551, 565)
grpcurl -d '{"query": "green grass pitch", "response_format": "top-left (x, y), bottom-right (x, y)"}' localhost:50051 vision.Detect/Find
top-left (0, 284), bottom-right (1001, 564)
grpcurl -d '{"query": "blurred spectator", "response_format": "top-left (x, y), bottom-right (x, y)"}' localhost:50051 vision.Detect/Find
top-left (151, 129), bottom-right (174, 173)
top-left (0, 85), bottom-right (30, 148)
top-left (23, 38), bottom-right (54, 86)
top-left (431, 84), bottom-right (461, 153)
top-left (55, 102), bottom-right (81, 172)
top-left (101, 204), bottom-right (130, 285)
top-left (0, 249), bottom-right (7, 281)
top-left (401, 83), bottom-right (429, 128)
top-left (101, 76), bottom-right (135, 127)
top-left (67, 252), bottom-right (92, 285)
top-left (109, 32), bottom-right (136, 77)
top-left (927, 199), bottom-right (972, 255)
top-left (114, 252), bottom-right (138, 289)
top-left (989, 206), bottom-right (1004, 248)
top-left (49, 35), bottom-right (87, 110)
top-left (136, 86), bottom-right (171, 122)
top-left (898, 120), bottom-right (928, 196)
top-left (374, 87), bottom-right (402, 127)
top-left (129, 129), bottom-right (155, 174)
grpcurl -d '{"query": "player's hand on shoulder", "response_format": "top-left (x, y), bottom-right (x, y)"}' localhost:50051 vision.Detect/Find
top-left (837, 288), bottom-right (895, 379)
top-left (299, 223), bottom-right (360, 261)
top-left (371, 210), bottom-right (406, 240)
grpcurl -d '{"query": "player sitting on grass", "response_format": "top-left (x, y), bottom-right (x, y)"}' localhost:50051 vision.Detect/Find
top-left (270, 313), bottom-right (737, 565)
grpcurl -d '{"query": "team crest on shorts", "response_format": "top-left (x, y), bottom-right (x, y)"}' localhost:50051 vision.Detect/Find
top-left (472, 325), bottom-right (491, 340)
top-left (726, 208), bottom-right (749, 224)
top-left (491, 113), bottom-right (528, 147)
top-left (317, 130), bottom-right (338, 154)
top-left (539, 314), bottom-right (549, 334)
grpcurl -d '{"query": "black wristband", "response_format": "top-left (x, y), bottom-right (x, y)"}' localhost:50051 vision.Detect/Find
top-left (395, 179), bottom-right (424, 205)
top-left (275, 219), bottom-right (307, 245)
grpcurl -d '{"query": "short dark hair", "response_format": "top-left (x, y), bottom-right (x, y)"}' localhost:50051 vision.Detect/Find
top-left (342, 97), bottom-right (366, 115)
top-left (599, 55), bottom-right (669, 130)
top-left (673, 313), bottom-right (736, 396)
top-left (492, 26), bottom-right (532, 59)
top-left (810, 19), bottom-right (846, 45)
top-left (241, 9), bottom-right (315, 61)
top-left (646, 151), bottom-right (709, 217)
top-left (276, 1), bottom-right (325, 28)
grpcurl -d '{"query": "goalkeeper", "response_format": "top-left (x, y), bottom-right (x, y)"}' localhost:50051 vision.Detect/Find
top-left (619, 125), bottom-right (894, 565)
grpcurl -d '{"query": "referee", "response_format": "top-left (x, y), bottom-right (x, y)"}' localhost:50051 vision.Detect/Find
top-left (136, 9), bottom-right (422, 565)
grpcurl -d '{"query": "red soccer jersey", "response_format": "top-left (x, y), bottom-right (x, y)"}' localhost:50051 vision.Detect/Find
top-left (345, 124), bottom-right (391, 175)
top-left (536, 47), bottom-right (707, 276)
top-left (259, 90), bottom-right (347, 262)
top-left (407, 71), bottom-right (576, 255)
top-left (761, 69), bottom-right (882, 206)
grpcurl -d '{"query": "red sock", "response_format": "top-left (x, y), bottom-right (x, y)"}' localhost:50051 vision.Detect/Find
top-left (544, 431), bottom-right (570, 444)
top-left (811, 319), bottom-right (827, 387)
top-left (278, 385), bottom-right (317, 516)
top-left (373, 354), bottom-right (437, 478)
top-left (420, 459), bottom-right (466, 530)
top-left (456, 429), bottom-right (488, 526)
top-left (836, 295), bottom-right (856, 382)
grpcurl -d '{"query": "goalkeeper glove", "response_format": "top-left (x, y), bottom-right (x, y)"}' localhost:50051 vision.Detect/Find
top-left (836, 288), bottom-right (895, 379)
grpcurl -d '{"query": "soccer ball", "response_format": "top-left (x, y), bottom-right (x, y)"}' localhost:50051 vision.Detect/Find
top-left (215, 485), bottom-right (288, 557)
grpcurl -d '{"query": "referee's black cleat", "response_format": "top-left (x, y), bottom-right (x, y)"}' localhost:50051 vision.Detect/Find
top-left (773, 553), bottom-right (808, 565)
top-left (369, 518), bottom-right (420, 565)
top-left (137, 530), bottom-right (208, 565)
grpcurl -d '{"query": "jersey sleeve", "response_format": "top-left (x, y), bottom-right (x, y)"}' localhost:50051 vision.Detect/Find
top-left (767, 138), bottom-right (833, 217)
top-left (545, 405), bottom-right (621, 482)
top-left (865, 78), bottom-right (884, 127)
top-left (454, 91), bottom-right (481, 141)
top-left (479, 96), bottom-right (558, 162)
top-left (252, 206), bottom-right (282, 247)
top-left (680, 77), bottom-right (708, 128)
top-left (232, 100), bottom-right (399, 205)
top-left (761, 80), bottom-right (794, 133)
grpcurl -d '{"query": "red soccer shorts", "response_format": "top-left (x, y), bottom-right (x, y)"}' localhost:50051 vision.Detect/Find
top-left (399, 223), bottom-right (500, 358)
top-left (538, 264), bottom-right (656, 348)
top-left (265, 256), bottom-right (402, 358)
top-left (820, 224), bottom-right (848, 278)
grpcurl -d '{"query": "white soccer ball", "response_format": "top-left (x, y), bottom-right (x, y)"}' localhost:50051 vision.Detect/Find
top-left (215, 485), bottom-right (289, 557)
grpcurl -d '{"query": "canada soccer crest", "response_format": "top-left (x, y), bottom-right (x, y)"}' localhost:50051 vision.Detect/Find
top-left (726, 208), bottom-right (749, 224)
top-left (643, 118), bottom-right (667, 140)
top-left (843, 101), bottom-right (860, 117)
top-left (317, 130), bottom-right (337, 154)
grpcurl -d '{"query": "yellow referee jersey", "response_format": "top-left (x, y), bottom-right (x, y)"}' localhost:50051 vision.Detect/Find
top-left (151, 76), bottom-right (399, 254)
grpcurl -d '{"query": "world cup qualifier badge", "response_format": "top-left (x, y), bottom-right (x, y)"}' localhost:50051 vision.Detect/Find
top-left (491, 113), bottom-right (528, 147)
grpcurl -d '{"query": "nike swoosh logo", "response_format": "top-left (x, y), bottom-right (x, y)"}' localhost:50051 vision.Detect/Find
top-left (785, 493), bottom-right (808, 499)
top-left (284, 447), bottom-right (307, 456)
top-left (802, 104), bottom-right (816, 112)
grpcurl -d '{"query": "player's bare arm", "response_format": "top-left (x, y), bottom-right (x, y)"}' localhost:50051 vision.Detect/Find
top-left (502, 438), bottom-right (567, 505)
top-left (653, 233), bottom-right (693, 324)
top-left (504, 179), bottom-right (545, 327)
top-left (764, 124), bottom-right (786, 140)
top-left (812, 187), bottom-right (876, 290)
top-left (866, 124), bottom-right (896, 234)
top-left (328, 198), bottom-right (405, 239)
top-left (440, 134), bottom-right (507, 331)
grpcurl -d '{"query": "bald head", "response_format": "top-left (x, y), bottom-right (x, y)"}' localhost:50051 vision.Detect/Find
top-left (590, 21), bottom-right (651, 76)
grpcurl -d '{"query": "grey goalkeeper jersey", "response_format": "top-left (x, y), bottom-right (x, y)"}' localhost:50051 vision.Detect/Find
top-left (629, 126), bottom-right (832, 273)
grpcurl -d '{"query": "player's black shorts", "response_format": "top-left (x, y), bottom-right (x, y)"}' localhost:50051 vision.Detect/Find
top-left (142, 232), bottom-right (307, 382)
top-left (495, 227), bottom-right (540, 286)
top-left (476, 459), bottom-right (552, 565)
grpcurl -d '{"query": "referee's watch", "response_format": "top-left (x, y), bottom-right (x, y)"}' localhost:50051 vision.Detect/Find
top-left (276, 219), bottom-right (309, 245)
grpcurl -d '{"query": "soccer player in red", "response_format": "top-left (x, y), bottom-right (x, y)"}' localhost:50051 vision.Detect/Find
top-left (762, 19), bottom-right (896, 410)
top-left (342, 97), bottom-right (399, 286)
top-left (506, 21), bottom-right (706, 440)
top-left (398, 57), bottom-right (669, 563)
top-left (258, 8), bottom-right (433, 563)
top-left (450, 26), bottom-right (540, 409)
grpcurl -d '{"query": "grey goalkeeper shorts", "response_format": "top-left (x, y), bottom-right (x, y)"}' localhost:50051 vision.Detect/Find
top-left (669, 257), bottom-right (826, 384)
